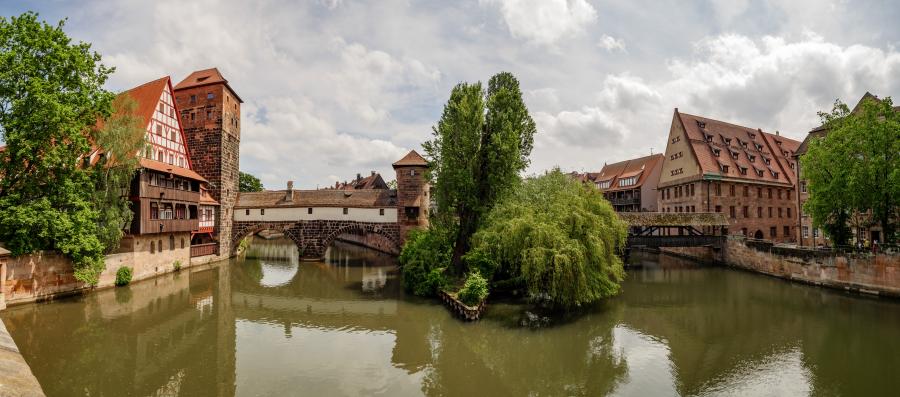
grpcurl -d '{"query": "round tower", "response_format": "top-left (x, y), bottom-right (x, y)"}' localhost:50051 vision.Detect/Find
top-left (392, 150), bottom-right (430, 242)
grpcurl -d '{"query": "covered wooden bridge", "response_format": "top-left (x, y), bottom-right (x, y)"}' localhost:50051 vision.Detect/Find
top-left (618, 212), bottom-right (729, 249)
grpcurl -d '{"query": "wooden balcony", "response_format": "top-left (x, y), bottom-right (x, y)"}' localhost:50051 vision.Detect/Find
top-left (190, 243), bottom-right (219, 257)
top-left (141, 218), bottom-right (200, 234)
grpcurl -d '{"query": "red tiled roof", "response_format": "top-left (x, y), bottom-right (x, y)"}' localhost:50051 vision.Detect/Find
top-left (392, 150), bottom-right (428, 167)
top-left (677, 111), bottom-right (798, 186)
top-left (595, 153), bottom-right (663, 191)
top-left (174, 67), bottom-right (243, 102)
top-left (122, 77), bottom-right (170, 129)
top-left (236, 189), bottom-right (397, 208)
top-left (140, 158), bottom-right (206, 182)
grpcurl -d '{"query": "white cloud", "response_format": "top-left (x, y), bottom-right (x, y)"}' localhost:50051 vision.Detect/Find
top-left (481, 0), bottom-right (598, 45)
top-left (598, 34), bottom-right (626, 52)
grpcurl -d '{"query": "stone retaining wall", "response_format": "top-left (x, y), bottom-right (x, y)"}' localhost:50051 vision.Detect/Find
top-left (723, 238), bottom-right (900, 297)
top-left (0, 320), bottom-right (44, 396)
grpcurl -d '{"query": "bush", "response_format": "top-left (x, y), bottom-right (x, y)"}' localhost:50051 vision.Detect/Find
top-left (115, 266), bottom-right (133, 287)
top-left (173, 260), bottom-right (182, 272)
top-left (400, 227), bottom-right (452, 297)
top-left (457, 271), bottom-right (489, 306)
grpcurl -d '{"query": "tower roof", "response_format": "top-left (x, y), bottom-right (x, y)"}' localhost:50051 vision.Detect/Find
top-left (392, 150), bottom-right (428, 167)
top-left (174, 67), bottom-right (243, 102)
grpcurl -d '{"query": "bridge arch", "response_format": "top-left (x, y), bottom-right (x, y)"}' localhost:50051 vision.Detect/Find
top-left (232, 220), bottom-right (401, 259)
top-left (231, 221), bottom-right (304, 256)
top-left (320, 223), bottom-right (402, 256)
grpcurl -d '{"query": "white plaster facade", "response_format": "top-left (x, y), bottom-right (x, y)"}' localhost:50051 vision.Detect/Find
top-left (234, 207), bottom-right (397, 223)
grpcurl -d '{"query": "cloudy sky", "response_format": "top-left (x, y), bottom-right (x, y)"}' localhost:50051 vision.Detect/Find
top-left (3, 0), bottom-right (900, 188)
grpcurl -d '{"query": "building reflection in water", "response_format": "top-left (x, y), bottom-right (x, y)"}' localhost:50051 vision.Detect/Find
top-left (2, 241), bottom-right (900, 396)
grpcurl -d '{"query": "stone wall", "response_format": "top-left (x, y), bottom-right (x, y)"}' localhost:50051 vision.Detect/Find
top-left (2, 233), bottom-right (201, 306)
top-left (232, 220), bottom-right (401, 258)
top-left (659, 246), bottom-right (719, 263)
top-left (335, 232), bottom-right (400, 255)
top-left (722, 237), bottom-right (900, 297)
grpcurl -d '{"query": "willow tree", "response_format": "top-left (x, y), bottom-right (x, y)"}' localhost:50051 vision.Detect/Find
top-left (423, 72), bottom-right (536, 274)
top-left (466, 169), bottom-right (627, 309)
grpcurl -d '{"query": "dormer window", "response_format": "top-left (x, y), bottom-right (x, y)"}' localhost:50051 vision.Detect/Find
top-left (730, 151), bottom-right (739, 160)
top-left (789, 162), bottom-right (795, 169)
top-left (720, 164), bottom-right (729, 173)
top-left (713, 148), bottom-right (721, 157)
top-left (619, 177), bottom-right (637, 187)
top-left (749, 155), bottom-right (756, 162)
top-left (705, 133), bottom-right (713, 142)
top-left (723, 137), bottom-right (732, 145)
top-left (771, 170), bottom-right (779, 179)
top-left (755, 169), bottom-right (764, 177)
top-left (697, 121), bottom-right (706, 128)
top-left (775, 140), bottom-right (782, 146)
top-left (763, 157), bottom-right (771, 165)
top-left (755, 143), bottom-right (763, 151)
top-left (739, 166), bottom-right (748, 175)
top-left (597, 180), bottom-right (612, 189)
top-left (748, 132), bottom-right (756, 139)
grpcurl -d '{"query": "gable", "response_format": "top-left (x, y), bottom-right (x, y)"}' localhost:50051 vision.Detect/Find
top-left (658, 111), bottom-right (701, 186)
top-left (140, 79), bottom-right (192, 170)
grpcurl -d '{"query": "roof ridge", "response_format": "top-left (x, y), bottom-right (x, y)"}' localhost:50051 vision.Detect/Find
top-left (121, 76), bottom-right (169, 94)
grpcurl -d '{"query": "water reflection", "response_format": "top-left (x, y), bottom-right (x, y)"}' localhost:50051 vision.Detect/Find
top-left (2, 239), bottom-right (900, 396)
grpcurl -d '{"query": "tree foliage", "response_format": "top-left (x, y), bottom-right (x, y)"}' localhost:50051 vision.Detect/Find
top-left (466, 170), bottom-right (628, 309)
top-left (423, 71), bottom-right (536, 274)
top-left (456, 271), bottom-right (488, 306)
top-left (399, 227), bottom-right (453, 297)
top-left (239, 171), bottom-right (264, 192)
top-left (0, 12), bottom-right (119, 284)
top-left (802, 97), bottom-right (900, 244)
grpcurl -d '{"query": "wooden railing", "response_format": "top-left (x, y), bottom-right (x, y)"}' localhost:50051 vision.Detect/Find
top-left (190, 243), bottom-right (218, 257)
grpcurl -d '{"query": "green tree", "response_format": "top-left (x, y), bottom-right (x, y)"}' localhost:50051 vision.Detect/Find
top-left (803, 97), bottom-right (900, 245)
top-left (423, 72), bottom-right (536, 274)
top-left (91, 95), bottom-right (145, 254)
top-left (239, 171), bottom-right (264, 192)
top-left (0, 12), bottom-right (115, 284)
top-left (466, 169), bottom-right (627, 309)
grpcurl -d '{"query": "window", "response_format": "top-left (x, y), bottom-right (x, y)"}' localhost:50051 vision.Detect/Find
top-left (749, 155), bottom-right (756, 162)
top-left (739, 166), bottom-right (747, 175)
top-left (784, 226), bottom-right (790, 237)
top-left (787, 207), bottom-right (792, 218)
top-left (715, 183), bottom-right (721, 196)
top-left (308, 208), bottom-right (313, 214)
top-left (176, 204), bottom-right (185, 219)
top-left (170, 235), bottom-right (175, 251)
top-left (729, 184), bottom-right (735, 196)
top-left (261, 209), bottom-right (265, 216)
top-left (207, 92), bottom-right (214, 100)
top-left (743, 186), bottom-right (748, 197)
top-left (157, 125), bottom-right (163, 135)
top-left (245, 209), bottom-right (250, 216)
top-left (757, 207), bottom-right (762, 218)
top-left (343, 208), bottom-right (348, 215)
top-left (770, 227), bottom-right (777, 238)
top-left (715, 205), bottom-right (722, 213)
top-left (598, 180), bottom-right (611, 189)
top-left (181, 238), bottom-right (185, 249)
top-left (713, 148), bottom-right (721, 157)
top-left (778, 207), bottom-right (783, 218)
top-left (206, 110), bottom-right (212, 119)
top-left (379, 208), bottom-right (385, 216)
top-left (757, 187), bottom-right (762, 198)
top-left (619, 176), bottom-right (637, 187)
top-left (787, 190), bottom-right (793, 200)
top-left (151, 241), bottom-right (155, 254)
top-left (158, 239), bottom-right (162, 252)
top-left (190, 95), bottom-right (196, 104)
top-left (741, 228), bottom-right (748, 236)
top-left (721, 165), bottom-right (729, 174)
top-left (159, 103), bottom-right (164, 113)
top-left (191, 112), bottom-right (195, 121)
top-left (800, 182), bottom-right (807, 193)
top-left (151, 202), bottom-right (159, 219)
top-left (768, 188), bottom-right (773, 198)
top-left (802, 226), bottom-right (809, 238)
top-left (768, 207), bottom-right (773, 218)
top-left (160, 203), bottom-right (173, 220)
top-left (729, 206), bottom-right (736, 218)
top-left (742, 206), bottom-right (748, 217)
top-left (778, 189), bottom-right (783, 200)
top-left (410, 169), bottom-right (416, 176)
top-left (813, 228), bottom-right (819, 237)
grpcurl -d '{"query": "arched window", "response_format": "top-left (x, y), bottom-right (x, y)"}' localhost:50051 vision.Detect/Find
top-left (150, 241), bottom-right (155, 253)
top-left (169, 235), bottom-right (175, 251)
top-left (181, 238), bottom-right (185, 249)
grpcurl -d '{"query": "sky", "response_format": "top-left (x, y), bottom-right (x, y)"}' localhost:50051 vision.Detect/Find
top-left (3, 0), bottom-right (900, 189)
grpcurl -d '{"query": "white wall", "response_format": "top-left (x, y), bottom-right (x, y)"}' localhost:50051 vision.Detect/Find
top-left (234, 207), bottom-right (397, 223)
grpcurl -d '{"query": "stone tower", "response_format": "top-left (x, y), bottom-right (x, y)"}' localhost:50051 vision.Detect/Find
top-left (392, 150), bottom-right (430, 241)
top-left (173, 68), bottom-right (242, 257)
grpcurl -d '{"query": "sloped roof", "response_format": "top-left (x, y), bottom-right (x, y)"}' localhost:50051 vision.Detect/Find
top-left (677, 111), bottom-right (798, 186)
top-left (392, 150), bottom-right (428, 167)
top-left (236, 189), bottom-right (397, 208)
top-left (174, 67), bottom-right (243, 102)
top-left (140, 158), bottom-right (206, 182)
top-left (332, 172), bottom-right (389, 190)
top-left (595, 153), bottom-right (663, 191)
top-left (796, 91), bottom-right (898, 156)
top-left (122, 76), bottom-right (169, 128)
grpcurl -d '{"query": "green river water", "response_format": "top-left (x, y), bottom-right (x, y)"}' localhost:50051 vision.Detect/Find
top-left (2, 237), bottom-right (899, 396)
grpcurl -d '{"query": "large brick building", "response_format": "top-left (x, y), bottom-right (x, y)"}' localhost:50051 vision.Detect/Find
top-left (577, 154), bottom-right (663, 212)
top-left (657, 109), bottom-right (801, 242)
top-left (173, 68), bottom-right (242, 257)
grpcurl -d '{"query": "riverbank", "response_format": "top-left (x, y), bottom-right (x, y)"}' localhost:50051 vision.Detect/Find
top-left (0, 320), bottom-right (44, 396)
top-left (662, 237), bottom-right (900, 298)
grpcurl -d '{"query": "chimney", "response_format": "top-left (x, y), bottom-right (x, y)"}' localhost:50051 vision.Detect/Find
top-left (775, 130), bottom-right (780, 136)
top-left (286, 180), bottom-right (294, 201)
top-left (356, 173), bottom-right (361, 182)
top-left (371, 170), bottom-right (376, 176)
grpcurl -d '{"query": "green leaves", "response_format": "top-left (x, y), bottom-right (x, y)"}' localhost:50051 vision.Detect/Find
top-left (802, 96), bottom-right (900, 244)
top-left (240, 171), bottom-right (264, 192)
top-left (0, 12), bottom-right (121, 285)
top-left (467, 169), bottom-right (627, 309)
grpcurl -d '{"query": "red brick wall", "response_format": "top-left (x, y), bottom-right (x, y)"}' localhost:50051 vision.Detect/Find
top-left (174, 83), bottom-right (241, 257)
top-left (393, 165), bottom-right (429, 241)
top-left (658, 179), bottom-right (798, 243)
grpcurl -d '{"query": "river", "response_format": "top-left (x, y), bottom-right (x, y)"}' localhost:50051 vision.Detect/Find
top-left (2, 237), bottom-right (899, 396)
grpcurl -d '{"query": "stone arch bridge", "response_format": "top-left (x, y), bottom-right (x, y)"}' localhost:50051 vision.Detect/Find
top-left (232, 220), bottom-right (401, 259)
